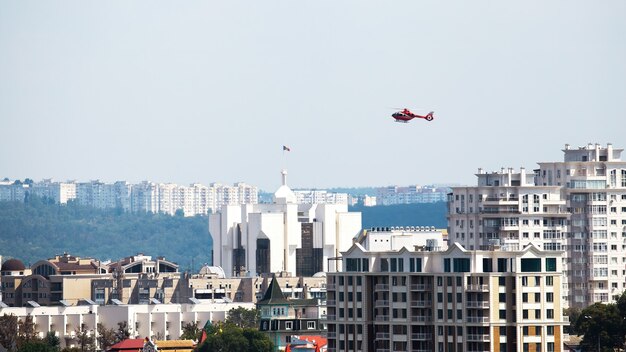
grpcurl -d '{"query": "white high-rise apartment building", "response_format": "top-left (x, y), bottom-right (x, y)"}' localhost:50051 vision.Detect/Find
top-left (1, 178), bottom-right (257, 217)
top-left (448, 143), bottom-right (626, 308)
top-left (294, 190), bottom-right (349, 205)
top-left (29, 179), bottom-right (78, 204)
top-left (377, 185), bottom-right (449, 205)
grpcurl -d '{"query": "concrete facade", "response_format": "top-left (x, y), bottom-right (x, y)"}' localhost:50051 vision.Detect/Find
top-left (448, 143), bottom-right (626, 308)
top-left (326, 232), bottom-right (567, 352)
top-left (210, 170), bottom-right (362, 278)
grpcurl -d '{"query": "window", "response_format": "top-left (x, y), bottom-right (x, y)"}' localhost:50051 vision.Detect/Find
top-left (453, 258), bottom-right (470, 272)
top-left (547, 309), bottom-right (554, 319)
top-left (546, 292), bottom-right (554, 302)
top-left (546, 276), bottom-right (554, 286)
top-left (547, 326), bottom-right (554, 335)
top-left (444, 259), bottom-right (451, 272)
top-left (521, 258), bottom-right (541, 272)
top-left (499, 277), bottom-right (506, 286)
top-left (546, 258), bottom-right (557, 271)
top-left (499, 293), bottom-right (506, 302)
top-left (499, 310), bottom-right (506, 319)
top-left (307, 321), bottom-right (316, 329)
top-left (285, 321), bottom-right (293, 330)
top-left (498, 258), bottom-right (508, 272)
top-left (483, 258), bottom-right (493, 272)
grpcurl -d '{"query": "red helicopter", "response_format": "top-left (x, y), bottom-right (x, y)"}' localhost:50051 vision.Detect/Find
top-left (392, 108), bottom-right (434, 123)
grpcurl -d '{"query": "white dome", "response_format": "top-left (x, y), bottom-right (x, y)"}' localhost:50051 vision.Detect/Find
top-left (273, 169), bottom-right (296, 204)
top-left (199, 265), bottom-right (226, 278)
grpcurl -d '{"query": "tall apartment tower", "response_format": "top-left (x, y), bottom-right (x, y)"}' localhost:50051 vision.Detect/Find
top-left (537, 143), bottom-right (626, 307)
top-left (448, 143), bottom-right (626, 308)
top-left (326, 232), bottom-right (567, 352)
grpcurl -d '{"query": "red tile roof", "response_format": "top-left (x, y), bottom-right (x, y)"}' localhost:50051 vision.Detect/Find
top-left (108, 339), bottom-right (145, 351)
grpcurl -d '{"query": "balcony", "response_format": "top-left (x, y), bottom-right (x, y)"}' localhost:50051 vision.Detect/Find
top-left (467, 334), bottom-right (490, 342)
top-left (327, 332), bottom-right (336, 338)
top-left (411, 333), bottom-right (432, 340)
top-left (326, 300), bottom-right (336, 306)
top-left (375, 315), bottom-right (390, 322)
top-left (326, 284), bottom-right (336, 290)
top-left (375, 300), bottom-right (390, 307)
top-left (410, 284), bottom-right (431, 291)
top-left (375, 284), bottom-right (390, 290)
top-left (410, 315), bottom-right (432, 323)
top-left (325, 314), bottom-right (336, 320)
top-left (466, 316), bottom-right (489, 323)
top-left (466, 284), bottom-right (489, 292)
top-left (376, 332), bottom-right (390, 339)
top-left (466, 301), bottom-right (490, 308)
top-left (410, 300), bottom-right (432, 308)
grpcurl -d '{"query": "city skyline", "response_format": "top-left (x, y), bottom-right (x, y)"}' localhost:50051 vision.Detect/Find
top-left (1, 1), bottom-right (625, 191)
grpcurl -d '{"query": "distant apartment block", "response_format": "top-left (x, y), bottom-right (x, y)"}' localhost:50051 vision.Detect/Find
top-left (377, 185), bottom-right (450, 205)
top-left (0, 178), bottom-right (259, 216)
top-left (293, 190), bottom-right (349, 205)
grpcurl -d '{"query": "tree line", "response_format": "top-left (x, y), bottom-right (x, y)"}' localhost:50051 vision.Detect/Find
top-left (0, 196), bottom-right (212, 270)
top-left (0, 314), bottom-right (130, 352)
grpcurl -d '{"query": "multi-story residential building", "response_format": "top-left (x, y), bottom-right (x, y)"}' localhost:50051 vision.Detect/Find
top-left (131, 181), bottom-right (161, 213)
top-left (294, 190), bottom-right (349, 205)
top-left (377, 185), bottom-right (450, 205)
top-left (536, 143), bottom-right (626, 307)
top-left (326, 228), bottom-right (567, 352)
top-left (448, 143), bottom-right (626, 308)
top-left (29, 179), bottom-right (78, 204)
top-left (210, 170), bottom-right (362, 278)
top-left (1, 255), bottom-right (327, 307)
top-left (257, 277), bottom-right (327, 350)
top-left (0, 181), bottom-right (27, 202)
top-left (0, 178), bottom-right (257, 216)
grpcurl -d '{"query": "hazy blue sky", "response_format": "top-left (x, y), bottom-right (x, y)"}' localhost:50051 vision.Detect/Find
top-left (1, 1), bottom-right (625, 191)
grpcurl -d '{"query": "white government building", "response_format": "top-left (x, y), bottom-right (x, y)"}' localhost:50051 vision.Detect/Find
top-left (209, 170), bottom-right (362, 278)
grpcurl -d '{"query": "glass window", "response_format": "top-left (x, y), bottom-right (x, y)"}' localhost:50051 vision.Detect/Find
top-left (546, 258), bottom-right (557, 271)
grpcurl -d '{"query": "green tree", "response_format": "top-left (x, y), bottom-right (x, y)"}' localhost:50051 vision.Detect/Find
top-left (96, 323), bottom-right (116, 351)
top-left (564, 306), bottom-right (582, 335)
top-left (180, 322), bottom-right (200, 341)
top-left (196, 323), bottom-right (272, 352)
top-left (43, 332), bottom-right (60, 352)
top-left (225, 308), bottom-right (260, 329)
top-left (0, 314), bottom-right (18, 352)
top-left (17, 315), bottom-right (39, 349)
top-left (242, 329), bottom-right (273, 352)
top-left (113, 322), bottom-right (130, 343)
top-left (74, 325), bottom-right (95, 352)
top-left (17, 341), bottom-right (55, 352)
top-left (575, 302), bottom-right (624, 352)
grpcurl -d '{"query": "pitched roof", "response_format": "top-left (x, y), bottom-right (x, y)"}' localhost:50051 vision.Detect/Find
top-left (108, 339), bottom-right (144, 351)
top-left (257, 276), bottom-right (290, 305)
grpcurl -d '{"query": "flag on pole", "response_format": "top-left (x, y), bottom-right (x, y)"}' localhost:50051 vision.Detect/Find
top-left (283, 145), bottom-right (291, 152)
